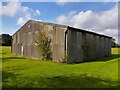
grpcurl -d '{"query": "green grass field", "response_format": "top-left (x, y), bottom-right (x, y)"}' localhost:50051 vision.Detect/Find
top-left (1, 46), bottom-right (119, 88)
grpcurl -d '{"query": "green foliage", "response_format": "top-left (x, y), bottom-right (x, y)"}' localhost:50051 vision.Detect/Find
top-left (1, 46), bottom-right (119, 88)
top-left (34, 31), bottom-right (52, 60)
top-left (61, 52), bottom-right (68, 63)
top-left (0, 34), bottom-right (12, 46)
top-left (112, 38), bottom-right (120, 48)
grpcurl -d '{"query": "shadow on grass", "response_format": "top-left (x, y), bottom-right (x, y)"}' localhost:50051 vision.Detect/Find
top-left (1, 57), bottom-right (26, 62)
top-left (2, 70), bottom-right (21, 88)
top-left (2, 71), bottom-right (18, 80)
top-left (43, 75), bottom-right (119, 88)
top-left (71, 54), bottom-right (119, 64)
top-left (0, 53), bottom-right (6, 54)
top-left (96, 54), bottom-right (119, 62)
top-left (81, 54), bottom-right (119, 64)
top-left (2, 71), bottom-right (119, 88)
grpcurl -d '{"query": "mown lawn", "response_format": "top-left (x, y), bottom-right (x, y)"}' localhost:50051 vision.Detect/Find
top-left (1, 46), bottom-right (119, 88)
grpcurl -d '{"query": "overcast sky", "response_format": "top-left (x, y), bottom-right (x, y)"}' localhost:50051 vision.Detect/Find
top-left (0, 0), bottom-right (119, 43)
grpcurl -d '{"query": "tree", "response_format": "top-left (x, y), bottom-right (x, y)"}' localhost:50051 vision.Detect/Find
top-left (111, 38), bottom-right (116, 47)
top-left (0, 34), bottom-right (12, 46)
top-left (33, 31), bottom-right (52, 60)
top-left (111, 38), bottom-right (120, 48)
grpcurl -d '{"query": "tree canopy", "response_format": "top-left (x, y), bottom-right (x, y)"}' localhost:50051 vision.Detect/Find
top-left (111, 38), bottom-right (120, 48)
top-left (0, 34), bottom-right (12, 46)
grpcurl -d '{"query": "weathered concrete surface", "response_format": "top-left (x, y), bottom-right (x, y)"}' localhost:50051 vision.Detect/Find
top-left (67, 30), bottom-right (83, 63)
top-left (66, 27), bottom-right (112, 63)
top-left (12, 20), bottom-right (112, 63)
top-left (52, 26), bottom-right (67, 62)
top-left (12, 20), bottom-right (67, 62)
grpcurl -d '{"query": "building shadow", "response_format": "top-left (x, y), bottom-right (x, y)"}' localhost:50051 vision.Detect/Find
top-left (42, 75), bottom-right (119, 88)
top-left (1, 57), bottom-right (26, 63)
top-left (2, 71), bottom-right (119, 88)
top-left (79, 54), bottom-right (119, 64)
top-left (0, 53), bottom-right (6, 54)
top-left (94, 54), bottom-right (119, 62)
top-left (2, 70), bottom-right (21, 88)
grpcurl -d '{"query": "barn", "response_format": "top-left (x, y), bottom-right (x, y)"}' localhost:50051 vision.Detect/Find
top-left (12, 20), bottom-right (112, 63)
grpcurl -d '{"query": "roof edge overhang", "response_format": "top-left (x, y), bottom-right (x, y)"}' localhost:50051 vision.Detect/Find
top-left (68, 26), bottom-right (112, 39)
top-left (12, 19), bottom-right (112, 39)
